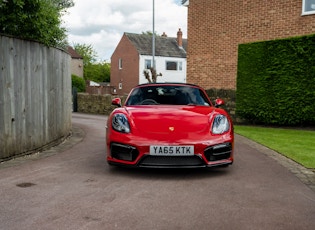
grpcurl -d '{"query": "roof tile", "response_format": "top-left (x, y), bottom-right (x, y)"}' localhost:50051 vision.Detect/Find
top-left (125, 33), bottom-right (187, 58)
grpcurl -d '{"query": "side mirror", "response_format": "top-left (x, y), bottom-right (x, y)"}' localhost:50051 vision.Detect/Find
top-left (214, 98), bottom-right (224, 108)
top-left (112, 98), bottom-right (122, 107)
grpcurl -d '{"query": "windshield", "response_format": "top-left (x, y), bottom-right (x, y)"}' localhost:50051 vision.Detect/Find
top-left (125, 85), bottom-right (211, 106)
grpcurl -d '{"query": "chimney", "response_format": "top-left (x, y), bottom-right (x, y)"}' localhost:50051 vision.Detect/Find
top-left (177, 28), bottom-right (183, 47)
top-left (161, 32), bottom-right (167, 37)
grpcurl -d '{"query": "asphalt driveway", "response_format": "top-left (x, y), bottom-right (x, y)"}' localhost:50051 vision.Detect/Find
top-left (0, 113), bottom-right (314, 230)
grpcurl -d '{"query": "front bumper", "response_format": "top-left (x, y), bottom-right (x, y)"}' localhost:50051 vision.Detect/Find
top-left (107, 142), bottom-right (233, 168)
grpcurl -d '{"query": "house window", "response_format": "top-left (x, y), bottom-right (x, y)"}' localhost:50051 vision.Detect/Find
top-left (166, 61), bottom-right (183, 71)
top-left (119, 58), bottom-right (122, 69)
top-left (166, 61), bottom-right (177, 70)
top-left (178, 62), bottom-right (183, 71)
top-left (302, 0), bottom-right (315, 15)
top-left (119, 83), bottom-right (122, 89)
top-left (145, 59), bottom-right (152, 69)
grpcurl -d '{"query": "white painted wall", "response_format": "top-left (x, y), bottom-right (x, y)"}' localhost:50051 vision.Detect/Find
top-left (139, 55), bottom-right (186, 84)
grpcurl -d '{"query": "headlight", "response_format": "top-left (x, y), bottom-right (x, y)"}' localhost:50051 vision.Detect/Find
top-left (112, 114), bottom-right (130, 133)
top-left (212, 115), bottom-right (230, 134)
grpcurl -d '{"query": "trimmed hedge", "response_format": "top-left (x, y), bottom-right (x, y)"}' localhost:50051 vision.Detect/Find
top-left (236, 34), bottom-right (315, 125)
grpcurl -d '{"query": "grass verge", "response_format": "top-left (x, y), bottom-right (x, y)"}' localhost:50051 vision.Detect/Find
top-left (234, 125), bottom-right (315, 169)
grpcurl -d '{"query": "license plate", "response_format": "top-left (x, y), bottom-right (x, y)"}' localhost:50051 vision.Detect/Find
top-left (149, 145), bottom-right (194, 156)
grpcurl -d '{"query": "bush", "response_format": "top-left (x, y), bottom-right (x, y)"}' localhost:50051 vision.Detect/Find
top-left (72, 74), bottom-right (86, 92)
top-left (236, 34), bottom-right (315, 126)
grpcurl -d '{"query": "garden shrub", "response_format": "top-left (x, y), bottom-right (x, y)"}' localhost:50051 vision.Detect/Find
top-left (236, 34), bottom-right (315, 126)
top-left (71, 74), bottom-right (86, 92)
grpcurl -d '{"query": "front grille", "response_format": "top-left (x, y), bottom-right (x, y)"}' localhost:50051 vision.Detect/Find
top-left (110, 143), bottom-right (139, 161)
top-left (138, 155), bottom-right (205, 168)
top-left (204, 143), bottom-right (232, 161)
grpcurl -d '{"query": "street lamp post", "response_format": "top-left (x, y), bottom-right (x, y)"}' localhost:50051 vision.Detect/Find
top-left (152, 0), bottom-right (155, 69)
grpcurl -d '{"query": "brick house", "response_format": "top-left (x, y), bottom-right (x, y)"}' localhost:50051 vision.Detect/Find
top-left (110, 29), bottom-right (187, 95)
top-left (182, 0), bottom-right (315, 90)
top-left (67, 46), bottom-right (83, 78)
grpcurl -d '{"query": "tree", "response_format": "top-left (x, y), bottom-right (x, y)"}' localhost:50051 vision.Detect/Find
top-left (73, 43), bottom-right (97, 66)
top-left (142, 31), bottom-right (160, 36)
top-left (84, 62), bottom-right (110, 83)
top-left (143, 68), bottom-right (162, 83)
top-left (0, 0), bottom-right (74, 47)
top-left (73, 43), bottom-right (110, 82)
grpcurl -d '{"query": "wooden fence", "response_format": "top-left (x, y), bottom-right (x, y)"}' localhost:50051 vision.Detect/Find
top-left (0, 35), bottom-right (72, 160)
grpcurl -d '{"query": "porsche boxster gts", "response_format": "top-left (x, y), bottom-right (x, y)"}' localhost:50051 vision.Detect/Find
top-left (106, 83), bottom-right (234, 168)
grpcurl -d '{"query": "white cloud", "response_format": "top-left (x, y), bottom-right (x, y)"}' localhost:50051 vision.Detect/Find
top-left (62, 0), bottom-right (187, 62)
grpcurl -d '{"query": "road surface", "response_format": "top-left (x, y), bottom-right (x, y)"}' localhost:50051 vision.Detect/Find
top-left (0, 113), bottom-right (314, 230)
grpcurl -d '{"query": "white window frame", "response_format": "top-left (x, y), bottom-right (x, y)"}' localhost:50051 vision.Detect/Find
top-left (178, 61), bottom-right (183, 71)
top-left (118, 58), bottom-right (122, 69)
top-left (165, 61), bottom-right (183, 71)
top-left (302, 0), bottom-right (315, 15)
top-left (145, 59), bottom-right (152, 69)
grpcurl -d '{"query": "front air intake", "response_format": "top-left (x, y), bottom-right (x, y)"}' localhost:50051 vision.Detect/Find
top-left (110, 143), bottom-right (139, 161)
top-left (204, 143), bottom-right (232, 161)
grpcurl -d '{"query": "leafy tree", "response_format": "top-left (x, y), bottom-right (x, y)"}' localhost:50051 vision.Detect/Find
top-left (84, 62), bottom-right (110, 83)
top-left (73, 43), bottom-right (110, 82)
top-left (90, 62), bottom-right (110, 83)
top-left (73, 43), bottom-right (97, 66)
top-left (0, 0), bottom-right (73, 47)
top-left (102, 62), bottom-right (110, 82)
top-left (142, 31), bottom-right (160, 36)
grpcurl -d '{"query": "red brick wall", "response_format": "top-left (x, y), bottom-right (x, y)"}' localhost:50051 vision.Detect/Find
top-left (110, 34), bottom-right (140, 95)
top-left (187, 0), bottom-right (315, 90)
top-left (85, 85), bottom-right (115, 95)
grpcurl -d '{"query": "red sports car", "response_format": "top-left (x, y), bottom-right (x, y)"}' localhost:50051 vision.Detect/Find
top-left (106, 83), bottom-right (234, 168)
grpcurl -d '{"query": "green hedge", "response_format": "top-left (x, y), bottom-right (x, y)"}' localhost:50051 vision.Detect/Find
top-left (236, 34), bottom-right (315, 125)
top-left (71, 74), bottom-right (86, 92)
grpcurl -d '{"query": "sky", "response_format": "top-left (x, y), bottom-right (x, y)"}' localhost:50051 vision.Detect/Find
top-left (62, 0), bottom-right (188, 62)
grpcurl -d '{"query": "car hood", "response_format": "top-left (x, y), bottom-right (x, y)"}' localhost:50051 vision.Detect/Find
top-left (125, 105), bottom-right (215, 135)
